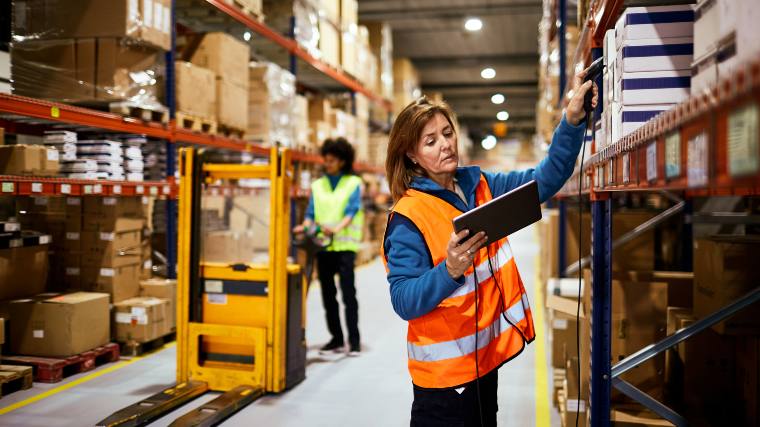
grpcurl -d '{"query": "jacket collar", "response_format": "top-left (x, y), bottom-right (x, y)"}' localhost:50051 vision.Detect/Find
top-left (408, 166), bottom-right (482, 212)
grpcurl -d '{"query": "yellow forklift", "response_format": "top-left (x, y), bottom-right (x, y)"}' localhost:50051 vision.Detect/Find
top-left (98, 147), bottom-right (307, 426)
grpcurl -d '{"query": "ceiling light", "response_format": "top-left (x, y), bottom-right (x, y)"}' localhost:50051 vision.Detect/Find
top-left (243, 31), bottom-right (252, 41)
top-left (491, 93), bottom-right (505, 105)
top-left (464, 17), bottom-right (483, 32)
top-left (481, 135), bottom-right (497, 150)
top-left (480, 67), bottom-right (496, 79)
top-left (497, 111), bottom-right (509, 121)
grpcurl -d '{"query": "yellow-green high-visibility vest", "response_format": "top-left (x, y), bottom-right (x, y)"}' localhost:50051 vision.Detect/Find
top-left (312, 175), bottom-right (364, 252)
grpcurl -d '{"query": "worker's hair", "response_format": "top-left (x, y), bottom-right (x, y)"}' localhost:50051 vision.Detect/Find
top-left (321, 137), bottom-right (355, 174)
top-left (386, 96), bottom-right (459, 201)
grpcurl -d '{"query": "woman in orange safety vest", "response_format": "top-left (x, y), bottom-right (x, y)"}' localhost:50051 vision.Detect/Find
top-left (382, 72), bottom-right (596, 426)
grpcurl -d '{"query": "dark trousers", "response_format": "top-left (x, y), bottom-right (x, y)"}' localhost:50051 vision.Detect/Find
top-left (411, 369), bottom-right (499, 427)
top-left (316, 250), bottom-right (360, 346)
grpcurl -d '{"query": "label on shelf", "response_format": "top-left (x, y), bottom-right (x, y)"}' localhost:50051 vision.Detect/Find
top-left (136, 185), bottom-right (145, 194)
top-left (163, 185), bottom-right (170, 195)
top-left (103, 197), bottom-right (117, 206)
top-left (50, 107), bottom-right (59, 118)
top-left (113, 185), bottom-right (122, 195)
top-left (688, 132), bottom-right (709, 187)
top-left (623, 153), bottom-right (630, 183)
top-left (665, 132), bottom-right (681, 179)
top-left (33, 330), bottom-right (44, 339)
top-left (84, 185), bottom-right (92, 194)
top-left (100, 268), bottom-right (115, 277)
top-left (93, 184), bottom-right (103, 194)
top-left (727, 103), bottom-right (759, 177)
top-left (150, 186), bottom-right (159, 196)
top-left (1, 183), bottom-right (14, 193)
top-left (607, 160), bottom-right (614, 185)
top-left (39, 235), bottom-right (51, 245)
top-left (646, 143), bottom-right (657, 182)
top-left (60, 184), bottom-right (71, 194)
top-left (31, 183), bottom-right (43, 193)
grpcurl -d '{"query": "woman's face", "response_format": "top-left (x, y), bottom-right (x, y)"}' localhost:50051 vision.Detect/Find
top-left (323, 153), bottom-right (345, 175)
top-left (409, 113), bottom-right (458, 177)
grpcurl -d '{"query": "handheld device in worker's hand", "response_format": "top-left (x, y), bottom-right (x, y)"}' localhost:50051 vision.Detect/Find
top-left (582, 57), bottom-right (604, 113)
top-left (453, 180), bottom-right (542, 243)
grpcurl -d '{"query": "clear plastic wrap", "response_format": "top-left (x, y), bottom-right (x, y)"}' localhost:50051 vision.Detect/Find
top-left (12, 0), bottom-right (171, 50)
top-left (247, 62), bottom-right (297, 147)
top-left (261, 0), bottom-right (321, 59)
top-left (11, 37), bottom-right (165, 108)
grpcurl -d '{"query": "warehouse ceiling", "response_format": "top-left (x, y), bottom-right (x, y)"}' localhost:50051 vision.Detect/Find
top-left (359, 0), bottom-right (542, 141)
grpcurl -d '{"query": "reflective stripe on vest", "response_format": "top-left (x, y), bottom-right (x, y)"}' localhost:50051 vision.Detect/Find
top-left (312, 175), bottom-right (364, 252)
top-left (381, 174), bottom-right (536, 389)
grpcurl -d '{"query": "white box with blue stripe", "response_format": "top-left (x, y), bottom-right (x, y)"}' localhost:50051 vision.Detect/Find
top-left (613, 104), bottom-right (674, 141)
top-left (616, 37), bottom-right (693, 74)
top-left (615, 5), bottom-right (695, 47)
top-left (615, 69), bottom-right (691, 106)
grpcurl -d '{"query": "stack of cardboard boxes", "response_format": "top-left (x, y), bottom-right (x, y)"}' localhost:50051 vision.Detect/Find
top-left (599, 5), bottom-right (694, 149)
top-left (0, 145), bottom-right (59, 176)
top-left (187, 33), bottom-right (250, 132)
top-left (174, 61), bottom-right (217, 122)
top-left (11, 0), bottom-right (169, 106)
top-left (391, 58), bottom-right (420, 116)
top-left (363, 22), bottom-right (394, 103)
top-left (247, 62), bottom-right (297, 147)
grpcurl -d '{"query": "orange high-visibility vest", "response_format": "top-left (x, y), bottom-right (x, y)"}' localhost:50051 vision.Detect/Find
top-left (382, 175), bottom-right (535, 389)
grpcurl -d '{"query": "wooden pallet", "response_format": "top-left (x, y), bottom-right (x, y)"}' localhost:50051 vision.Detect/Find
top-left (120, 331), bottom-right (176, 357)
top-left (224, 0), bottom-right (263, 20)
top-left (176, 112), bottom-right (217, 134)
top-left (216, 125), bottom-right (246, 139)
top-left (110, 102), bottom-right (169, 124)
top-left (0, 365), bottom-right (33, 398)
top-left (1, 343), bottom-right (120, 383)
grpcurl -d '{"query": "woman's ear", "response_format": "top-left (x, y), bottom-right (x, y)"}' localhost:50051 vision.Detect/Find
top-left (406, 154), bottom-right (418, 165)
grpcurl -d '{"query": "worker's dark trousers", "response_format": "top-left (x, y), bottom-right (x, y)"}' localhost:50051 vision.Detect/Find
top-left (410, 368), bottom-right (498, 427)
top-left (316, 250), bottom-right (360, 347)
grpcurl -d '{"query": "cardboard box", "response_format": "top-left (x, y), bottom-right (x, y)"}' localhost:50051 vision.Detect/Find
top-left (175, 61), bottom-right (217, 119)
top-left (341, 28), bottom-right (358, 77)
top-left (81, 263), bottom-right (141, 303)
top-left (308, 98), bottom-right (332, 122)
top-left (11, 38), bottom-right (96, 101)
top-left (0, 245), bottom-right (49, 301)
top-left (83, 197), bottom-right (143, 231)
top-left (0, 145), bottom-right (39, 175)
top-left (551, 309), bottom-right (580, 370)
top-left (189, 32), bottom-right (250, 88)
top-left (113, 296), bottom-right (170, 342)
top-left (615, 70), bottom-right (690, 106)
top-left (216, 79), bottom-right (248, 131)
top-left (140, 279), bottom-right (176, 329)
top-left (12, 0), bottom-right (171, 50)
top-left (95, 38), bottom-right (163, 102)
top-left (693, 236), bottom-right (760, 334)
top-left (81, 220), bottom-right (144, 268)
top-left (615, 5), bottom-right (695, 47)
top-left (62, 252), bottom-right (83, 290)
top-left (616, 37), bottom-right (694, 74)
top-left (319, 19), bottom-right (341, 69)
top-left (563, 357), bottom-right (588, 427)
top-left (8, 292), bottom-right (110, 357)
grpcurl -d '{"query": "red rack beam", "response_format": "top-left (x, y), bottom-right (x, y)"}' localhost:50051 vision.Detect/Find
top-left (204, 0), bottom-right (393, 112)
top-left (0, 94), bottom-right (173, 139)
top-left (0, 175), bottom-right (176, 198)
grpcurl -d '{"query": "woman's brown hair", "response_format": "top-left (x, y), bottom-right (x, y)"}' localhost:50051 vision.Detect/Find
top-left (386, 96), bottom-right (458, 201)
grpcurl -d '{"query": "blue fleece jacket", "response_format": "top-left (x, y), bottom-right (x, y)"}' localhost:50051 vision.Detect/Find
top-left (305, 173), bottom-right (361, 221)
top-left (383, 115), bottom-right (586, 321)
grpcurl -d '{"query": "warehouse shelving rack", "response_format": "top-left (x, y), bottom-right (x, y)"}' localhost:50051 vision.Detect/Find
top-left (0, 0), bottom-right (389, 280)
top-left (552, 1), bottom-right (760, 425)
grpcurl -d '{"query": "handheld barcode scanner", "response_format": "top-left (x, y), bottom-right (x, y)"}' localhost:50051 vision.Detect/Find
top-left (583, 56), bottom-right (605, 113)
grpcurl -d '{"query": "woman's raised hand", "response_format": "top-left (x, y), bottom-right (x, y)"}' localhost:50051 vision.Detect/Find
top-left (445, 229), bottom-right (487, 279)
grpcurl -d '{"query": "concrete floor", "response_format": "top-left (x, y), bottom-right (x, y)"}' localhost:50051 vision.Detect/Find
top-left (0, 225), bottom-right (560, 426)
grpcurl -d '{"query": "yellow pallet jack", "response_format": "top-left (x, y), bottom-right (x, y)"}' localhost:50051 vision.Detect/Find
top-left (98, 147), bottom-right (306, 426)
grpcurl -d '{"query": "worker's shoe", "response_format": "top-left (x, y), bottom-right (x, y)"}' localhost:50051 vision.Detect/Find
top-left (319, 339), bottom-right (344, 354)
top-left (348, 344), bottom-right (361, 357)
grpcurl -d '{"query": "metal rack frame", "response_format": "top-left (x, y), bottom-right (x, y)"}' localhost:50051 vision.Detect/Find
top-left (553, 1), bottom-right (760, 425)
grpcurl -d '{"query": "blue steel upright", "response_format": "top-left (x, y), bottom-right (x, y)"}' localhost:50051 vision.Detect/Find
top-left (590, 197), bottom-right (612, 426)
top-left (164, 0), bottom-right (178, 279)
